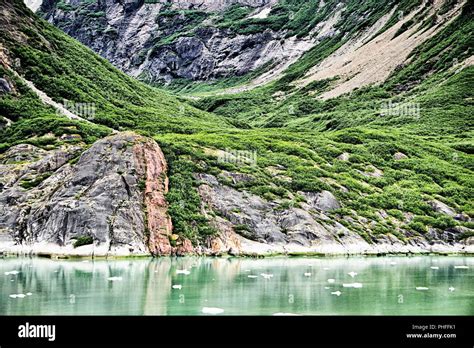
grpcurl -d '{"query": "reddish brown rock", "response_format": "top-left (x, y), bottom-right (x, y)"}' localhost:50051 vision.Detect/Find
top-left (175, 238), bottom-right (194, 256)
top-left (133, 138), bottom-right (173, 256)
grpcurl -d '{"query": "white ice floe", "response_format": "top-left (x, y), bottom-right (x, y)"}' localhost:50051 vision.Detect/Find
top-left (273, 313), bottom-right (300, 316)
top-left (342, 283), bottom-right (363, 288)
top-left (247, 275), bottom-right (258, 279)
top-left (390, 262), bottom-right (397, 265)
top-left (107, 276), bottom-right (122, 281)
top-left (176, 269), bottom-right (191, 275)
top-left (172, 285), bottom-right (182, 290)
top-left (9, 294), bottom-right (26, 299)
top-left (430, 266), bottom-right (439, 270)
top-left (202, 307), bottom-right (224, 315)
top-left (244, 270), bottom-right (251, 272)
top-left (26, 293), bottom-right (32, 296)
top-left (323, 268), bottom-right (330, 270)
top-left (324, 287), bottom-right (331, 290)
top-left (448, 287), bottom-right (455, 292)
top-left (260, 273), bottom-right (273, 279)
top-left (416, 287), bottom-right (429, 291)
top-left (304, 273), bottom-right (312, 277)
top-left (4, 271), bottom-right (20, 275)
top-left (327, 279), bottom-right (335, 283)
top-left (331, 291), bottom-right (342, 296)
top-left (454, 266), bottom-right (469, 269)
top-left (348, 272), bottom-right (357, 278)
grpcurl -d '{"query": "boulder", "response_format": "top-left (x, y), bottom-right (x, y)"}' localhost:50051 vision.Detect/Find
top-left (337, 152), bottom-right (350, 161)
top-left (302, 190), bottom-right (341, 212)
top-left (393, 152), bottom-right (408, 160)
top-left (429, 200), bottom-right (456, 217)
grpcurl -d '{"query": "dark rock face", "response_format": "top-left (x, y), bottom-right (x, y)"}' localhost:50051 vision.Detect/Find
top-left (0, 78), bottom-right (12, 94)
top-left (0, 132), bottom-right (174, 257)
top-left (37, 0), bottom-right (308, 84)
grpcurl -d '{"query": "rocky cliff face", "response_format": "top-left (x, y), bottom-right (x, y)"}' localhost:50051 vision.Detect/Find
top-left (32, 0), bottom-right (468, 95)
top-left (0, 132), bottom-right (179, 257)
top-left (33, 0), bottom-right (279, 84)
top-left (195, 173), bottom-right (473, 255)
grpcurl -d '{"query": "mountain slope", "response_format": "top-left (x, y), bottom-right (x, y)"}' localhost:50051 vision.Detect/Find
top-left (34, 0), bottom-right (471, 97)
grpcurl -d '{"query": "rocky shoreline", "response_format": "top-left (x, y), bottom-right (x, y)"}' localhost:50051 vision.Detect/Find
top-left (0, 238), bottom-right (472, 259)
top-left (1, 132), bottom-right (472, 259)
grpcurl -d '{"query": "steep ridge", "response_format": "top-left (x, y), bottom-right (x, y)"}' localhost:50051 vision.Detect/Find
top-left (31, 0), bottom-right (469, 96)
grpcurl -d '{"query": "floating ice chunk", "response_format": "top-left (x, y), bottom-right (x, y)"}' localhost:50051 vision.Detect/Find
top-left (176, 269), bottom-right (191, 275)
top-left (260, 273), bottom-right (273, 279)
top-left (247, 275), bottom-right (258, 279)
top-left (331, 291), bottom-right (342, 296)
top-left (172, 285), bottom-right (182, 290)
top-left (202, 307), bottom-right (224, 315)
top-left (348, 272), bottom-right (357, 278)
top-left (244, 270), bottom-right (251, 272)
top-left (10, 279), bottom-right (14, 282)
top-left (324, 287), bottom-right (330, 290)
top-left (448, 287), bottom-right (455, 292)
top-left (430, 266), bottom-right (439, 270)
top-left (343, 283), bottom-right (363, 288)
top-left (454, 266), bottom-right (469, 269)
top-left (323, 268), bottom-right (330, 270)
top-left (26, 293), bottom-right (32, 296)
top-left (390, 262), bottom-right (397, 265)
top-left (107, 276), bottom-right (122, 281)
top-left (304, 273), bottom-right (312, 277)
top-left (273, 313), bottom-right (299, 316)
top-left (4, 271), bottom-right (20, 275)
top-left (416, 287), bottom-right (429, 291)
top-left (9, 293), bottom-right (26, 298)
top-left (327, 279), bottom-right (335, 283)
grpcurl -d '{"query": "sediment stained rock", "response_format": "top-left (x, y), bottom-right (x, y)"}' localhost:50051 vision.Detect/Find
top-left (133, 138), bottom-right (173, 256)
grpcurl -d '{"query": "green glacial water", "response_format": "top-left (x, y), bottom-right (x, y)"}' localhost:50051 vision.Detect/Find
top-left (0, 256), bottom-right (473, 315)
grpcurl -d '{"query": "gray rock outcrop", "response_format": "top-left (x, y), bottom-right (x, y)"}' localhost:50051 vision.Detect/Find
top-left (301, 190), bottom-right (341, 212)
top-left (0, 78), bottom-right (12, 94)
top-left (429, 199), bottom-right (456, 217)
top-left (0, 132), bottom-right (174, 257)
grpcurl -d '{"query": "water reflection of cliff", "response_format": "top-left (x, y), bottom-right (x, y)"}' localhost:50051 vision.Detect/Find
top-left (0, 256), bottom-right (472, 315)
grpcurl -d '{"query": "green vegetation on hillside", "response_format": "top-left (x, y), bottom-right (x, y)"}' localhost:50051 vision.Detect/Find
top-left (1, 0), bottom-right (472, 246)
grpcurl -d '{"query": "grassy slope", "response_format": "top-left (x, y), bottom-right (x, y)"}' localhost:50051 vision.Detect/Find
top-left (161, 1), bottom-right (473, 242)
top-left (0, 0), bottom-right (231, 242)
top-left (1, 0), bottom-right (472, 245)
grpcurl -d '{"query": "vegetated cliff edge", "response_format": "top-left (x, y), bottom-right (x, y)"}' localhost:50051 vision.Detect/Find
top-left (0, 132), bottom-right (472, 257)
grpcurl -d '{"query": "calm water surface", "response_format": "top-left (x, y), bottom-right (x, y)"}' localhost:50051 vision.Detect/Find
top-left (1, 256), bottom-right (473, 315)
